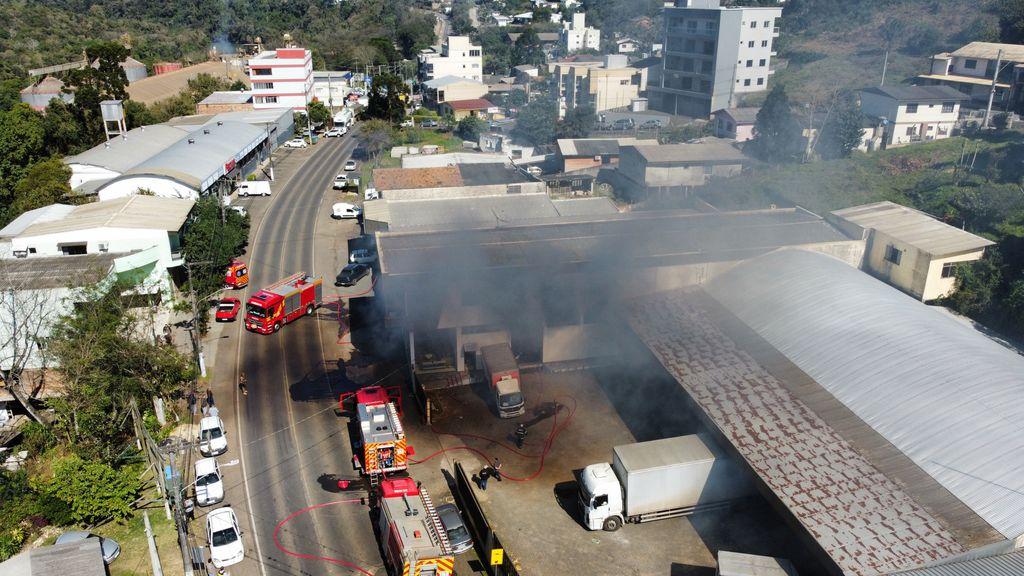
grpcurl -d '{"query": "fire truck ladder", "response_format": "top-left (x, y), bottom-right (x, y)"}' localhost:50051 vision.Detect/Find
top-left (418, 487), bottom-right (452, 554)
top-left (265, 272), bottom-right (308, 291)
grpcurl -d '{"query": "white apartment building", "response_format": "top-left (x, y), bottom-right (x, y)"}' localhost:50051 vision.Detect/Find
top-left (311, 71), bottom-right (352, 109)
top-left (562, 12), bottom-right (601, 53)
top-left (552, 55), bottom-right (642, 116)
top-left (248, 48), bottom-right (314, 110)
top-left (418, 36), bottom-right (483, 82)
top-left (859, 85), bottom-right (969, 148)
top-left (649, 0), bottom-right (781, 118)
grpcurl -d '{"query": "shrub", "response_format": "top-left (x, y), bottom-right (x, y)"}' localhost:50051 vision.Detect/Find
top-left (0, 527), bottom-right (24, 562)
top-left (37, 456), bottom-right (141, 525)
top-left (993, 112), bottom-right (1010, 130)
top-left (18, 421), bottom-right (55, 455)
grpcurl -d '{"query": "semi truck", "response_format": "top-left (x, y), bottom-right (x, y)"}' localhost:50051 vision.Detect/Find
top-left (376, 477), bottom-right (455, 576)
top-left (244, 272), bottom-right (323, 334)
top-left (339, 385), bottom-right (410, 478)
top-left (480, 343), bottom-right (525, 418)
top-left (578, 435), bottom-right (737, 531)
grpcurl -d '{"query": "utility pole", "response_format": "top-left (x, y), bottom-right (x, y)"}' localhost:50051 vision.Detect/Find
top-left (983, 49), bottom-right (1004, 129)
top-left (143, 511), bottom-right (164, 576)
top-left (880, 50), bottom-right (889, 87)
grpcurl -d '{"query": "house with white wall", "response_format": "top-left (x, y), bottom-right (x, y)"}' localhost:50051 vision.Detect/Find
top-left (859, 85), bottom-right (969, 148)
top-left (248, 47), bottom-right (314, 110)
top-left (562, 12), bottom-right (601, 53)
top-left (918, 42), bottom-right (1024, 109)
top-left (311, 71), bottom-right (352, 110)
top-left (418, 37), bottom-right (483, 82)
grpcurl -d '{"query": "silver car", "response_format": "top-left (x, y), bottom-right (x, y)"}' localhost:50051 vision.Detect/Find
top-left (436, 504), bottom-right (473, 554)
top-left (349, 248), bottom-right (378, 264)
top-left (55, 531), bottom-right (121, 564)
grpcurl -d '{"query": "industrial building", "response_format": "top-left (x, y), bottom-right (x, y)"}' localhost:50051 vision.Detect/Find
top-left (368, 176), bottom-right (1009, 574)
top-left (64, 108), bottom-right (292, 199)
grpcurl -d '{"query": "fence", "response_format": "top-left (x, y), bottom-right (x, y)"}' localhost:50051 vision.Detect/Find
top-left (452, 461), bottom-right (519, 576)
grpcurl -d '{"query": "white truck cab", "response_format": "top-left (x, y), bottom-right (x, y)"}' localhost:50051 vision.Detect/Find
top-left (579, 462), bottom-right (624, 531)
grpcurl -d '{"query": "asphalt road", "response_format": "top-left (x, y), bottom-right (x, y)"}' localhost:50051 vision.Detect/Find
top-left (209, 134), bottom-right (382, 576)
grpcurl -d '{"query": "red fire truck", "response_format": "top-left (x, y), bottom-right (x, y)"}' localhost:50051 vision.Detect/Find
top-left (377, 478), bottom-right (454, 576)
top-left (339, 386), bottom-right (410, 477)
top-left (224, 259), bottom-right (249, 289)
top-left (244, 272), bottom-right (323, 334)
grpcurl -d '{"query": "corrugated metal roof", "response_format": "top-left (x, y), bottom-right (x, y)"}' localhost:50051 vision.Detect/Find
top-left (424, 75), bottom-right (486, 88)
top-left (65, 125), bottom-right (190, 173)
top-left (704, 249), bottom-right (1024, 541)
top-left (0, 205), bottom-right (76, 238)
top-left (894, 548), bottom-right (1024, 575)
top-left (0, 252), bottom-right (128, 289)
top-left (715, 107), bottom-right (760, 124)
top-left (21, 196), bottom-right (194, 236)
top-left (627, 139), bottom-right (748, 164)
top-left (557, 137), bottom-right (639, 157)
top-left (384, 194), bottom-right (558, 230)
top-left (198, 91), bottom-right (253, 105)
top-left (860, 85), bottom-right (970, 102)
top-left (0, 538), bottom-right (108, 576)
top-left (831, 202), bottom-right (993, 256)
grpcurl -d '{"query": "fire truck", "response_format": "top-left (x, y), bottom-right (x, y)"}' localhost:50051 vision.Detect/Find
top-left (244, 272), bottom-right (323, 334)
top-left (340, 386), bottom-right (410, 478)
top-left (224, 259), bottom-right (249, 289)
top-left (376, 478), bottom-right (454, 576)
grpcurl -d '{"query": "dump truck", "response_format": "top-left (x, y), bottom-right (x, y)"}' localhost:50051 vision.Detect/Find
top-left (376, 477), bottom-right (454, 576)
top-left (480, 343), bottom-right (525, 418)
top-left (578, 435), bottom-right (737, 531)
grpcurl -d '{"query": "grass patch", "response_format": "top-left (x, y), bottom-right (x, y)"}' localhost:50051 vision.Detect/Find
top-left (97, 488), bottom-right (183, 576)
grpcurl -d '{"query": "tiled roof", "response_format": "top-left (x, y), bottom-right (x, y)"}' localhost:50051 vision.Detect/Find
top-left (445, 98), bottom-right (494, 111)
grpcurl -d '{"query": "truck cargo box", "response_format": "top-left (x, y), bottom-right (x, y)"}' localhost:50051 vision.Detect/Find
top-left (612, 435), bottom-right (719, 517)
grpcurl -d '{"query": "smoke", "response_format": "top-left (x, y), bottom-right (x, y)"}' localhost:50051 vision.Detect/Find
top-left (211, 34), bottom-right (236, 58)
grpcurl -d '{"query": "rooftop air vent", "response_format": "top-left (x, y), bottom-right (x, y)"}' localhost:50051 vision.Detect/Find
top-left (203, 129), bottom-right (211, 135)
top-left (217, 121), bottom-right (223, 126)
top-left (188, 138), bottom-right (196, 144)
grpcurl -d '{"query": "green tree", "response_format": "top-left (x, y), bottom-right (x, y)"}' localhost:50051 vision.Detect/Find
top-left (10, 158), bottom-right (72, 216)
top-left (64, 42), bottom-right (131, 145)
top-left (181, 197), bottom-right (250, 320)
top-left (512, 98), bottom-right (558, 145)
top-left (477, 28), bottom-right (513, 76)
top-left (936, 250), bottom-right (1003, 317)
top-left (456, 116), bottom-right (487, 142)
top-left (229, 79), bottom-right (248, 91)
top-left (187, 73), bottom-right (230, 103)
top-left (750, 86), bottom-right (803, 162)
top-left (557, 105), bottom-right (597, 139)
top-left (147, 92), bottom-right (195, 123)
top-left (506, 89), bottom-right (529, 110)
top-left (369, 37), bottom-right (401, 63)
top-left (42, 99), bottom-right (84, 155)
top-left (37, 456), bottom-right (141, 524)
top-left (360, 119), bottom-right (396, 164)
top-left (0, 104), bottom-right (46, 223)
top-left (359, 72), bottom-right (409, 124)
top-left (999, 0), bottom-right (1024, 44)
top-left (0, 79), bottom-right (27, 112)
top-left (123, 99), bottom-right (158, 128)
top-left (512, 27), bottom-right (546, 68)
top-left (816, 96), bottom-right (865, 159)
top-left (307, 100), bottom-right (331, 127)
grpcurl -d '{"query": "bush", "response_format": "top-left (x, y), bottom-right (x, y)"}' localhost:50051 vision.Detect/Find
top-left (993, 112), bottom-right (1010, 130)
top-left (0, 527), bottom-right (24, 562)
top-left (17, 421), bottom-right (55, 455)
top-left (37, 456), bottom-right (141, 525)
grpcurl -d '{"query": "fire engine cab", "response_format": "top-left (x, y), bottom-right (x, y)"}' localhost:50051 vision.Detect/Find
top-left (377, 478), bottom-right (454, 576)
top-left (340, 386), bottom-right (410, 477)
top-left (224, 259), bottom-right (249, 289)
top-left (244, 272), bottom-right (323, 334)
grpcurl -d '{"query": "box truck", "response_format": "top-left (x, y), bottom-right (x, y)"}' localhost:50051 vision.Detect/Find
top-left (578, 435), bottom-right (738, 531)
top-left (480, 343), bottom-right (525, 418)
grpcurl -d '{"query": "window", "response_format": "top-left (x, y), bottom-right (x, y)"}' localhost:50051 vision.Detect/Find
top-left (748, 41), bottom-right (755, 48)
top-left (941, 262), bottom-right (957, 278)
top-left (253, 82), bottom-right (273, 90)
top-left (700, 60), bottom-right (712, 74)
top-left (59, 243), bottom-right (87, 256)
top-left (762, 40), bottom-right (769, 47)
top-left (682, 76), bottom-right (693, 90)
top-left (685, 39), bottom-right (696, 53)
top-left (620, 79), bottom-right (629, 85)
top-left (964, 58), bottom-right (977, 69)
top-left (252, 68), bottom-right (271, 76)
top-left (905, 103), bottom-right (918, 113)
top-left (906, 125), bottom-right (918, 136)
top-left (706, 21), bottom-right (716, 32)
top-left (702, 41), bottom-right (715, 55)
top-left (700, 79), bottom-right (711, 93)
top-left (593, 494), bottom-right (608, 507)
top-left (884, 245), bottom-right (903, 265)
top-left (746, 60), bottom-right (753, 67)
top-left (682, 58), bottom-right (695, 72)
top-left (763, 20), bottom-right (771, 27)
top-left (759, 59), bottom-right (766, 66)
top-left (27, 247), bottom-right (36, 254)
top-left (687, 20), bottom-right (697, 31)
top-left (743, 79), bottom-right (751, 86)
top-left (941, 102), bottom-right (955, 113)
top-left (750, 21), bottom-right (757, 28)
top-left (757, 77), bottom-right (764, 85)
top-left (703, 164), bottom-right (713, 175)
top-left (469, 50), bottom-right (480, 56)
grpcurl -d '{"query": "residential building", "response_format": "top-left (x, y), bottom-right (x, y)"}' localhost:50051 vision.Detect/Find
top-left (418, 36), bottom-right (483, 83)
top-left (828, 201), bottom-right (995, 301)
top-left (556, 137), bottom-right (640, 172)
top-left (196, 91), bottom-right (254, 114)
top-left (917, 42), bottom-right (1024, 109)
top-left (311, 71), bottom-right (353, 109)
top-left (423, 76), bottom-right (489, 105)
top-left (493, 14), bottom-right (512, 27)
top-left (616, 38), bottom-right (639, 54)
top-left (513, 64), bottom-right (540, 84)
top-left (562, 12), bottom-right (601, 53)
top-left (440, 98), bottom-right (498, 121)
top-left (619, 138), bottom-right (748, 192)
top-left (552, 55), bottom-right (643, 117)
top-left (712, 107), bottom-right (758, 141)
top-left (248, 47), bottom-right (314, 110)
top-left (650, 0), bottom-right (782, 118)
top-left (859, 85), bottom-right (969, 148)
top-left (19, 76), bottom-right (73, 111)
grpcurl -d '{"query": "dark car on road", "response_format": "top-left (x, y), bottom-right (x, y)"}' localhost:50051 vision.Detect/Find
top-left (335, 263), bottom-right (370, 287)
top-left (611, 118), bottom-right (635, 131)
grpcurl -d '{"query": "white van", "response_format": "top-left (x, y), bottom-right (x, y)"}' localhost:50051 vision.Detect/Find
top-left (238, 181), bottom-right (271, 197)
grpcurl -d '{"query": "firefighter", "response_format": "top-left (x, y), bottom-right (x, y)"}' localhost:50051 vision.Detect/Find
top-left (187, 391), bottom-right (197, 415)
top-left (238, 372), bottom-right (248, 397)
top-left (514, 423), bottom-right (528, 449)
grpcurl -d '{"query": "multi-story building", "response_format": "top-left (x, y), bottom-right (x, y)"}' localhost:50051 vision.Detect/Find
top-left (562, 12), bottom-right (601, 53)
top-left (418, 36), bottom-right (483, 82)
top-left (918, 42), bottom-right (1024, 110)
top-left (649, 0), bottom-right (782, 118)
top-left (859, 85), bottom-right (969, 148)
top-left (311, 71), bottom-right (352, 110)
top-left (552, 55), bottom-right (642, 117)
top-left (248, 47), bottom-right (314, 110)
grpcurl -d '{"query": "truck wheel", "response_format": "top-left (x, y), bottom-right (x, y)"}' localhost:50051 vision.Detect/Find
top-left (273, 322), bottom-right (281, 332)
top-left (602, 516), bottom-right (622, 532)
top-left (306, 304), bottom-right (314, 316)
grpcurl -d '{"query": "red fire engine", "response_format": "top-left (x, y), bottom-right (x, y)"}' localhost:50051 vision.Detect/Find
top-left (244, 272), bottom-right (323, 334)
top-left (339, 386), bottom-right (410, 477)
top-left (224, 259), bottom-right (249, 289)
top-left (377, 478), bottom-right (454, 576)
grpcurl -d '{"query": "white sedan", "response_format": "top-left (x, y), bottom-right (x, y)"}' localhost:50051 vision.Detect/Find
top-left (325, 126), bottom-right (348, 137)
top-left (332, 202), bottom-right (362, 219)
top-left (207, 507), bottom-right (244, 568)
top-left (333, 174), bottom-right (349, 190)
top-left (283, 138), bottom-right (308, 149)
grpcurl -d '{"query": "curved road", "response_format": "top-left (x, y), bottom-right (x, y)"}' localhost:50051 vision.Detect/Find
top-left (213, 134), bottom-right (381, 576)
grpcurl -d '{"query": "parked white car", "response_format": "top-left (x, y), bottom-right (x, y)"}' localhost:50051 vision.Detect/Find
top-left (332, 202), bottom-right (362, 219)
top-left (207, 507), bottom-right (244, 568)
top-left (349, 248), bottom-right (378, 264)
top-left (283, 138), bottom-right (308, 149)
top-left (194, 458), bottom-right (224, 506)
top-left (199, 416), bottom-right (228, 456)
top-left (325, 126), bottom-right (348, 137)
top-left (333, 174), bottom-right (349, 190)
top-left (344, 159), bottom-right (358, 171)
top-left (238, 181), bottom-right (271, 197)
